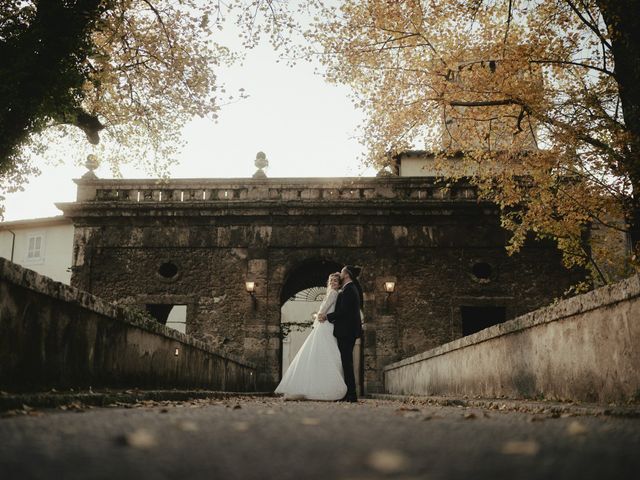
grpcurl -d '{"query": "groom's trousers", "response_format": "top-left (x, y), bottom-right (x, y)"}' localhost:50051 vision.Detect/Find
top-left (337, 336), bottom-right (357, 399)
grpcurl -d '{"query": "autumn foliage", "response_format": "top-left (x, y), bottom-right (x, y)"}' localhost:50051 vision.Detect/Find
top-left (304, 0), bottom-right (640, 285)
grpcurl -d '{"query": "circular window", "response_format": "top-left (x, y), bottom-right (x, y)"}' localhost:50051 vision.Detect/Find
top-left (471, 262), bottom-right (493, 280)
top-left (158, 262), bottom-right (178, 279)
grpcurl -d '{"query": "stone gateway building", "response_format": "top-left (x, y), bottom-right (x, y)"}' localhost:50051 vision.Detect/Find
top-left (58, 175), bottom-right (580, 392)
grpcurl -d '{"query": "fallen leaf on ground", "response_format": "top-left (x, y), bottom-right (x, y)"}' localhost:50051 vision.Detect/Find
top-left (567, 421), bottom-right (588, 436)
top-left (232, 422), bottom-right (250, 432)
top-left (501, 440), bottom-right (540, 456)
top-left (178, 421), bottom-right (199, 432)
top-left (301, 417), bottom-right (320, 425)
top-left (67, 402), bottom-right (85, 412)
top-left (119, 429), bottom-right (157, 449)
top-left (367, 449), bottom-right (410, 474)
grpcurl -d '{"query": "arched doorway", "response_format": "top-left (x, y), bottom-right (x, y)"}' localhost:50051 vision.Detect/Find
top-left (279, 258), bottom-right (363, 395)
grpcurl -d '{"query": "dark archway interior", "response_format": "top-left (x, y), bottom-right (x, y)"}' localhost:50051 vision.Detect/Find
top-left (280, 258), bottom-right (365, 307)
top-left (280, 259), bottom-right (342, 306)
top-left (280, 259), bottom-right (342, 305)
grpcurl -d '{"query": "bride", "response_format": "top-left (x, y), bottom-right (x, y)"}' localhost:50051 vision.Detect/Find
top-left (275, 273), bottom-right (347, 401)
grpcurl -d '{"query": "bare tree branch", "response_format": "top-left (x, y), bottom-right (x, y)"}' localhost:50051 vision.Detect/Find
top-left (529, 58), bottom-right (614, 77)
top-left (565, 0), bottom-right (612, 50)
top-left (503, 0), bottom-right (513, 54)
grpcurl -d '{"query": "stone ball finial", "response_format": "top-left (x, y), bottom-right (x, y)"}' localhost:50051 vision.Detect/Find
top-left (253, 151), bottom-right (268, 178)
top-left (255, 151), bottom-right (268, 170)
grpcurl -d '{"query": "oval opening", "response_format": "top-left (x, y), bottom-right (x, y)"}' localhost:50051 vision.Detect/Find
top-left (472, 262), bottom-right (492, 280)
top-left (158, 262), bottom-right (178, 279)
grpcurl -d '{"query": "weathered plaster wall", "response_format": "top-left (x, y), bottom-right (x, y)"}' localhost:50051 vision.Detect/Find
top-left (0, 220), bottom-right (73, 284)
top-left (384, 275), bottom-right (640, 403)
top-left (0, 258), bottom-right (256, 392)
top-left (59, 177), bottom-right (581, 391)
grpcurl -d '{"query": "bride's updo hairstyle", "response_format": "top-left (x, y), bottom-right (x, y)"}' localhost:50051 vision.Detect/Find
top-left (326, 272), bottom-right (341, 290)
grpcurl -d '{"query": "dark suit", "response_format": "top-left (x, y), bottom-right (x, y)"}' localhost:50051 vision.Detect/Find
top-left (327, 281), bottom-right (362, 400)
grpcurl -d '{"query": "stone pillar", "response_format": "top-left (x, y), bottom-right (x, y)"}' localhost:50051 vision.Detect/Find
top-left (70, 226), bottom-right (100, 292)
top-left (364, 275), bottom-right (400, 393)
top-left (244, 255), bottom-right (274, 389)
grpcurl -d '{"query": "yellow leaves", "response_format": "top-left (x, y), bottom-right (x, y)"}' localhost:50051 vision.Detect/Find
top-left (79, 0), bottom-right (224, 167)
top-left (302, 0), bottom-right (632, 286)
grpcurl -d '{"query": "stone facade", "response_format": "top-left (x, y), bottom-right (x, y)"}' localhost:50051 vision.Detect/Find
top-left (58, 177), bottom-right (581, 391)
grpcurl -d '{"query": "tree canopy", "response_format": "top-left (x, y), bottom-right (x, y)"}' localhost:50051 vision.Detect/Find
top-left (0, 0), bottom-right (290, 214)
top-left (303, 0), bottom-right (640, 285)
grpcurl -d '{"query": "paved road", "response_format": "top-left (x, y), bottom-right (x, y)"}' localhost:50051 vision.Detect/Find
top-left (1, 396), bottom-right (638, 480)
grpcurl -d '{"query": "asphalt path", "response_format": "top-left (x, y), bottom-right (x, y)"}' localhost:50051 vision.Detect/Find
top-left (1, 396), bottom-right (638, 480)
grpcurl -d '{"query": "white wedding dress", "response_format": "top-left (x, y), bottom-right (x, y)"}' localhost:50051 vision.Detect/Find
top-left (275, 288), bottom-right (347, 401)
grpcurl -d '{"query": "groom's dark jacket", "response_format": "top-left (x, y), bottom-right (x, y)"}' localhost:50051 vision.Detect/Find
top-left (327, 281), bottom-right (362, 339)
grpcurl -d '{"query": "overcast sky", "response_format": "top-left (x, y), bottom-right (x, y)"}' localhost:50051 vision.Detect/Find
top-left (2, 26), bottom-right (374, 221)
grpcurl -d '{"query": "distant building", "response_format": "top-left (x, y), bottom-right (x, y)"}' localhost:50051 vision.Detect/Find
top-left (0, 216), bottom-right (74, 285)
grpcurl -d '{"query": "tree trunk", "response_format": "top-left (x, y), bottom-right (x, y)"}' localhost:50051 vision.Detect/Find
top-left (597, 0), bottom-right (640, 254)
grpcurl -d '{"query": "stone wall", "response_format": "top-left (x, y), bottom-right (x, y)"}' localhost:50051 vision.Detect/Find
top-left (0, 258), bottom-right (256, 392)
top-left (384, 275), bottom-right (640, 403)
top-left (58, 177), bottom-right (582, 391)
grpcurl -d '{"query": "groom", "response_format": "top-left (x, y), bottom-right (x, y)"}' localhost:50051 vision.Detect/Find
top-left (319, 265), bottom-right (362, 402)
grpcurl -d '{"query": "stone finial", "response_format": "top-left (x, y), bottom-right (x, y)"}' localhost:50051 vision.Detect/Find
top-left (376, 165), bottom-right (396, 177)
top-left (253, 151), bottom-right (268, 179)
top-left (82, 154), bottom-right (100, 179)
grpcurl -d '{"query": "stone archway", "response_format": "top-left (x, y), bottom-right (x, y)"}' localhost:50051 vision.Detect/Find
top-left (278, 258), bottom-right (363, 394)
top-left (278, 258), bottom-right (342, 377)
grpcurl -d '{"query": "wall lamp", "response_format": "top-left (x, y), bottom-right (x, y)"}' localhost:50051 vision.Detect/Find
top-left (245, 281), bottom-right (257, 309)
top-left (383, 281), bottom-right (395, 312)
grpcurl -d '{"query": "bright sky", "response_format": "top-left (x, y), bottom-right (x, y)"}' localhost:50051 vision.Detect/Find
top-left (2, 26), bottom-right (374, 222)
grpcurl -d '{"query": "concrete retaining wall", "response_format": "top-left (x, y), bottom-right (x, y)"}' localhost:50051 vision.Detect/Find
top-left (384, 275), bottom-right (640, 403)
top-left (0, 258), bottom-right (256, 392)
